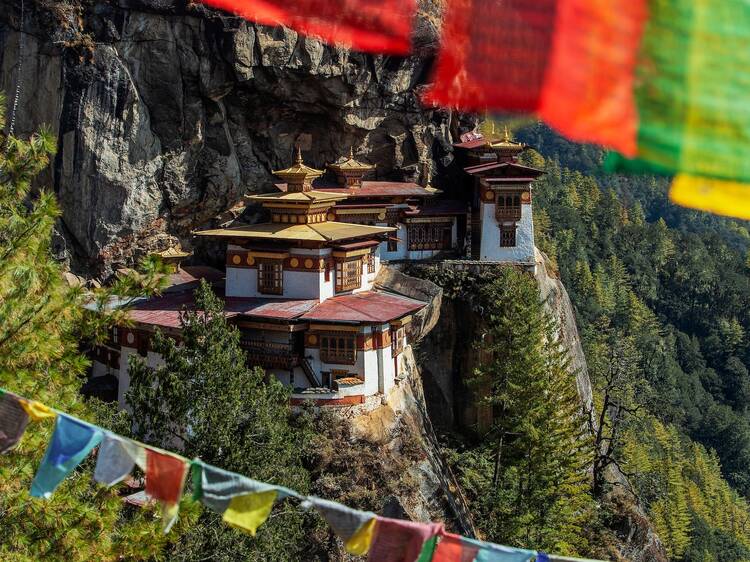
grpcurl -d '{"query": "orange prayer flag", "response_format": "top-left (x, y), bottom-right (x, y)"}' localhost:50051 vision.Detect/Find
top-left (145, 449), bottom-right (188, 505)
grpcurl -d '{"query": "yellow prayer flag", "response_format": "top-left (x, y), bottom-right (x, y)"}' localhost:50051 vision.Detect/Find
top-left (670, 174), bottom-right (750, 220)
top-left (345, 517), bottom-right (377, 555)
top-left (19, 399), bottom-right (55, 421)
top-left (222, 489), bottom-right (278, 536)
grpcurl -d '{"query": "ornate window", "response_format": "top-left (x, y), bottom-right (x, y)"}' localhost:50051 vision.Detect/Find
top-left (336, 259), bottom-right (362, 292)
top-left (365, 252), bottom-right (376, 274)
top-left (495, 192), bottom-right (522, 221)
top-left (500, 224), bottom-right (517, 247)
top-left (407, 221), bottom-right (453, 251)
top-left (320, 333), bottom-right (357, 365)
top-left (258, 260), bottom-right (283, 294)
top-left (391, 326), bottom-right (406, 356)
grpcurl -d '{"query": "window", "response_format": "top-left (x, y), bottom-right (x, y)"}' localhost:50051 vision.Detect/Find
top-left (407, 222), bottom-right (453, 251)
top-left (322, 372), bottom-right (331, 388)
top-left (320, 333), bottom-right (357, 365)
top-left (258, 260), bottom-right (283, 294)
top-left (495, 192), bottom-right (522, 221)
top-left (392, 326), bottom-right (406, 355)
top-left (112, 327), bottom-right (118, 344)
top-left (336, 259), bottom-right (362, 292)
top-left (365, 252), bottom-right (376, 274)
top-left (500, 224), bottom-right (517, 247)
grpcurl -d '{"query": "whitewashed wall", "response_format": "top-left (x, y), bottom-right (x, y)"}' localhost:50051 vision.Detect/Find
top-left (479, 202), bottom-right (535, 263)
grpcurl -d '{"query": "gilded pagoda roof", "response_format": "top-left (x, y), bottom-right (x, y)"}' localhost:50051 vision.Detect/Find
top-left (246, 190), bottom-right (346, 204)
top-left (328, 148), bottom-right (376, 173)
top-left (272, 148), bottom-right (325, 182)
top-left (194, 221), bottom-right (394, 243)
top-left (152, 245), bottom-right (192, 259)
top-left (486, 126), bottom-right (525, 152)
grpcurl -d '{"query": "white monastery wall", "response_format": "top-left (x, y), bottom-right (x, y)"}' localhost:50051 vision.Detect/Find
top-left (479, 202), bottom-right (534, 263)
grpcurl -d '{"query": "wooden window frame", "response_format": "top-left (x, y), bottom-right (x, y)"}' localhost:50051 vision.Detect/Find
top-left (335, 258), bottom-right (362, 293)
top-left (391, 326), bottom-right (406, 356)
top-left (407, 222), bottom-right (453, 251)
top-left (495, 191), bottom-right (522, 221)
top-left (500, 224), bottom-right (517, 247)
top-left (319, 332), bottom-right (357, 365)
top-left (257, 260), bottom-right (283, 295)
top-left (365, 252), bottom-right (376, 274)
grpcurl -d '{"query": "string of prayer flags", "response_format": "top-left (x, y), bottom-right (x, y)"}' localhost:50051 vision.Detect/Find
top-left (0, 391), bottom-right (30, 453)
top-left (0, 388), bottom-right (607, 561)
top-left (94, 433), bottom-right (146, 487)
top-left (145, 449), bottom-right (189, 532)
top-left (367, 516), bottom-right (443, 562)
top-left (193, 460), bottom-right (296, 536)
top-left (30, 413), bottom-right (103, 498)
top-left (307, 496), bottom-right (377, 555)
top-left (18, 396), bottom-right (55, 421)
top-left (536, 554), bottom-right (604, 562)
top-left (198, 0), bottom-right (417, 55)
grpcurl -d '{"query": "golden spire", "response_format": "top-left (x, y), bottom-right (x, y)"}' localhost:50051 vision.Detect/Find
top-left (503, 125), bottom-right (512, 142)
top-left (273, 148), bottom-right (324, 192)
top-left (295, 145), bottom-right (304, 164)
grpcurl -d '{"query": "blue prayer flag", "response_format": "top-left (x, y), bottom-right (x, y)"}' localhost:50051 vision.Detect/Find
top-left (31, 413), bottom-right (103, 498)
top-left (462, 536), bottom-right (536, 562)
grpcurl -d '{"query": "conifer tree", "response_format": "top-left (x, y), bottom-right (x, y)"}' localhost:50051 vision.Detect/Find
top-left (126, 281), bottom-right (313, 561)
top-left (458, 267), bottom-right (594, 555)
top-left (0, 96), bottom-right (177, 560)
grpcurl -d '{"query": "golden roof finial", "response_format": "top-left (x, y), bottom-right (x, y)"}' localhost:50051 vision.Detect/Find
top-left (295, 145), bottom-right (304, 165)
top-left (349, 146), bottom-right (355, 159)
top-left (491, 121), bottom-right (496, 136)
top-left (503, 125), bottom-right (512, 142)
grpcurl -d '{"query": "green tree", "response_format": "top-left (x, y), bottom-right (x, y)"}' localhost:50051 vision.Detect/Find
top-left (0, 95), bottom-right (177, 560)
top-left (126, 281), bottom-right (313, 562)
top-left (459, 268), bottom-right (594, 554)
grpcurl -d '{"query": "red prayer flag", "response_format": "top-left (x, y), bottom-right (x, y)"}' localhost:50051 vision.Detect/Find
top-left (199, 0), bottom-right (417, 54)
top-left (423, 0), bottom-right (557, 112)
top-left (145, 449), bottom-right (188, 504)
top-left (431, 532), bottom-right (479, 562)
top-left (367, 517), bottom-right (442, 562)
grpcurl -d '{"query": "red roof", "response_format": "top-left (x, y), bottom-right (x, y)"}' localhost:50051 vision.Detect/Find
top-left (300, 291), bottom-right (425, 323)
top-left (164, 266), bottom-right (224, 293)
top-left (276, 181), bottom-right (434, 198)
top-left (224, 298), bottom-right (317, 318)
top-left (453, 138), bottom-right (488, 149)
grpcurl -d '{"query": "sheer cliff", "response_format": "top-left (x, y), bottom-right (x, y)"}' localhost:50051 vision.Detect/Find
top-left (0, 0), bottom-right (470, 276)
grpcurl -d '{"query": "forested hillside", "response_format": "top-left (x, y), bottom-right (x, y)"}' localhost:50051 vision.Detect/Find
top-left (518, 123), bottom-right (750, 561)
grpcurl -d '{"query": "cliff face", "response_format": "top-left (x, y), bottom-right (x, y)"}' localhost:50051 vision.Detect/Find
top-left (0, 0), bottom-right (469, 276)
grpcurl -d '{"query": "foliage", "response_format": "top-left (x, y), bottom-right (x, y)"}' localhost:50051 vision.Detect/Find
top-left (126, 281), bottom-right (314, 562)
top-left (423, 267), bottom-right (595, 555)
top-left (0, 95), bottom-right (179, 561)
top-left (521, 122), bottom-right (750, 560)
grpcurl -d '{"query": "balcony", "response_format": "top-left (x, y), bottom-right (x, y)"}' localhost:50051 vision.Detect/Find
top-left (495, 206), bottom-right (522, 221)
top-left (241, 339), bottom-right (300, 370)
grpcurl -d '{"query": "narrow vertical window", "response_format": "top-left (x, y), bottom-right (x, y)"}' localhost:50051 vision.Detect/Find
top-left (258, 260), bottom-right (283, 294)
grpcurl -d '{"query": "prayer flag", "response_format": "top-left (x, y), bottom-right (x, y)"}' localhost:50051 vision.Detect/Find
top-left (431, 532), bottom-right (478, 562)
top-left (94, 434), bottom-right (146, 487)
top-left (194, 460), bottom-right (295, 536)
top-left (367, 516), bottom-right (443, 562)
top-left (19, 398), bottom-right (55, 421)
top-left (425, 0), bottom-right (750, 219)
top-left (0, 391), bottom-right (30, 453)
top-left (463, 536), bottom-right (536, 562)
top-left (308, 496), bottom-right (377, 555)
top-left (198, 0), bottom-right (417, 54)
top-left (30, 414), bottom-right (103, 498)
top-left (145, 448), bottom-right (189, 532)
top-left (415, 535), bottom-right (439, 562)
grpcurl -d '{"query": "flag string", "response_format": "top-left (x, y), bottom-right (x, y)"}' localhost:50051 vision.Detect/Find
top-left (0, 387), bottom-right (603, 562)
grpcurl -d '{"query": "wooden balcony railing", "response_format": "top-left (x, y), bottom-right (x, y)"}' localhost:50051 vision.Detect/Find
top-left (495, 206), bottom-right (522, 221)
top-left (319, 349), bottom-right (357, 365)
top-left (241, 339), bottom-right (300, 370)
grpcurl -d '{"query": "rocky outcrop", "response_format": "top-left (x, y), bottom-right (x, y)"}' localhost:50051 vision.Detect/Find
top-left (0, 0), bottom-right (472, 277)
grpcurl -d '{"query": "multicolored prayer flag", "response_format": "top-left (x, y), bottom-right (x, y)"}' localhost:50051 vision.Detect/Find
top-left (145, 448), bottom-right (189, 532)
top-left (425, 0), bottom-right (750, 219)
top-left (307, 496), bottom-right (377, 555)
top-left (198, 0), bottom-right (417, 54)
top-left (463, 536), bottom-right (536, 562)
top-left (430, 531), bottom-right (478, 562)
top-left (0, 391), bottom-right (30, 453)
top-left (367, 516), bottom-right (443, 562)
top-left (193, 460), bottom-right (295, 536)
top-left (94, 434), bottom-right (146, 487)
top-left (30, 414), bottom-right (103, 498)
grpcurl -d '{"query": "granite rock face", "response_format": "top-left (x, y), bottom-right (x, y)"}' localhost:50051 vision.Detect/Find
top-left (0, 0), bottom-right (471, 277)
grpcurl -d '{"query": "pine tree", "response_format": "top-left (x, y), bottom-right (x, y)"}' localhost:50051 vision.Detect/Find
top-left (461, 267), bottom-right (594, 554)
top-left (0, 95), bottom-right (177, 560)
top-left (126, 281), bottom-right (313, 561)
